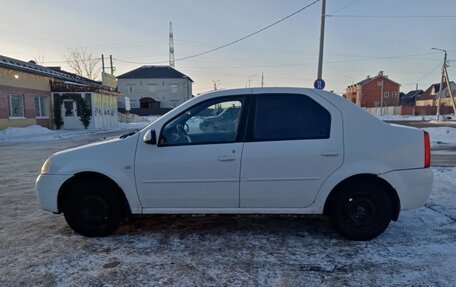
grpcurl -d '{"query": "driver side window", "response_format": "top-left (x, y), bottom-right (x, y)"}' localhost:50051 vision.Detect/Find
top-left (160, 96), bottom-right (245, 146)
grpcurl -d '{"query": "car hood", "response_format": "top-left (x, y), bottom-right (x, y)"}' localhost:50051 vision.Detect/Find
top-left (47, 134), bottom-right (139, 175)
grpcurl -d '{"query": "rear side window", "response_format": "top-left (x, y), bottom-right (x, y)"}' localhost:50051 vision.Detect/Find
top-left (253, 94), bottom-right (331, 141)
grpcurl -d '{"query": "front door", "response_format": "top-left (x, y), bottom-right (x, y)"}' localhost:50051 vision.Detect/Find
top-left (240, 93), bottom-right (344, 208)
top-left (135, 95), bottom-right (247, 208)
top-left (62, 100), bottom-right (80, 129)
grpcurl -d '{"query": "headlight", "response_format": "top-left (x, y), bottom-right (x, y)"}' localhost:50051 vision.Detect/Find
top-left (41, 158), bottom-right (52, 174)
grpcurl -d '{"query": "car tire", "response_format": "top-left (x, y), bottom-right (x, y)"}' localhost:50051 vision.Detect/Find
top-left (330, 182), bottom-right (392, 241)
top-left (62, 179), bottom-right (124, 237)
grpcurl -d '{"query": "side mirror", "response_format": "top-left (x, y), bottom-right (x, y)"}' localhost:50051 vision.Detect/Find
top-left (143, 129), bottom-right (157, 145)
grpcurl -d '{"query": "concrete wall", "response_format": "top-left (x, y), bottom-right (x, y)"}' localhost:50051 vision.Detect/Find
top-left (117, 78), bottom-right (192, 109)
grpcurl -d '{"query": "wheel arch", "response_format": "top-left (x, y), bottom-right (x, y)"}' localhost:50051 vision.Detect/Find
top-left (323, 173), bottom-right (400, 221)
top-left (57, 171), bottom-right (131, 215)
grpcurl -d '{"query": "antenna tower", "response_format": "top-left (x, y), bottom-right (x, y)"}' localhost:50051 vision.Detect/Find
top-left (169, 22), bottom-right (175, 68)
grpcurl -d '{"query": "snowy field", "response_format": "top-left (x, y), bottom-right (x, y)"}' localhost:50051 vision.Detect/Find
top-left (0, 120), bottom-right (456, 286)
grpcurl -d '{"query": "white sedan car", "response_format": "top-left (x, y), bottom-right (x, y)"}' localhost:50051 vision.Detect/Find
top-left (36, 88), bottom-right (433, 240)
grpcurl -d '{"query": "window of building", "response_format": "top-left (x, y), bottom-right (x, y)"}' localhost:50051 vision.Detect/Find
top-left (170, 84), bottom-right (178, 93)
top-left (127, 85), bottom-right (134, 93)
top-left (9, 94), bottom-right (25, 118)
top-left (34, 96), bottom-right (48, 118)
top-left (252, 94), bottom-right (331, 141)
top-left (384, 91), bottom-right (389, 98)
top-left (392, 92), bottom-right (397, 98)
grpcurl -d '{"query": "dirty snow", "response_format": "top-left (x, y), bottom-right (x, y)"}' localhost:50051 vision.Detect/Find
top-left (377, 114), bottom-right (455, 122)
top-left (423, 126), bottom-right (456, 147)
top-left (0, 128), bottom-right (456, 286)
top-left (0, 116), bottom-right (159, 142)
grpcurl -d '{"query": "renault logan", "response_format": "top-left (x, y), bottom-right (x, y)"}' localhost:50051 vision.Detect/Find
top-left (36, 88), bottom-right (433, 240)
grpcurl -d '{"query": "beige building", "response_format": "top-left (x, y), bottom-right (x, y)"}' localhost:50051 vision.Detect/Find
top-left (0, 56), bottom-right (53, 130)
top-left (117, 66), bottom-right (193, 110)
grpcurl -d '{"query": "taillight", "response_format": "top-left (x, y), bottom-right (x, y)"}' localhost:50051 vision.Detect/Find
top-left (424, 131), bottom-right (431, 168)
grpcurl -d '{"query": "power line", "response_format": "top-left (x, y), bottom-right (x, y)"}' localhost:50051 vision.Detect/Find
top-left (329, 0), bottom-right (358, 15)
top-left (114, 0), bottom-right (320, 65)
top-left (176, 0), bottom-right (320, 62)
top-left (404, 63), bottom-right (441, 86)
top-left (327, 14), bottom-right (456, 18)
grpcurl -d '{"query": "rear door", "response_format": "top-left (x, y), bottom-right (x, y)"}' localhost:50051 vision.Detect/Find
top-left (240, 92), bottom-right (343, 208)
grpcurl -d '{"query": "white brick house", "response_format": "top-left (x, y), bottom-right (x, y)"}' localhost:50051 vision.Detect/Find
top-left (117, 66), bottom-right (193, 109)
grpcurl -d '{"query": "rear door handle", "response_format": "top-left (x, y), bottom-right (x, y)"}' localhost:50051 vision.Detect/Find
top-left (320, 151), bottom-right (340, 157)
top-left (218, 156), bottom-right (236, 162)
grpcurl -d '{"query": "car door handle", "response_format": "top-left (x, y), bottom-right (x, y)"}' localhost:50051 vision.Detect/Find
top-left (320, 151), bottom-right (340, 157)
top-left (218, 156), bottom-right (236, 162)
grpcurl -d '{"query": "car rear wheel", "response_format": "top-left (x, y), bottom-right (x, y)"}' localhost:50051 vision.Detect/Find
top-left (330, 182), bottom-right (392, 241)
top-left (62, 180), bottom-right (124, 237)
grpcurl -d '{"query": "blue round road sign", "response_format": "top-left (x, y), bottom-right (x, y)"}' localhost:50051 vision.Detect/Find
top-left (314, 79), bottom-right (325, 90)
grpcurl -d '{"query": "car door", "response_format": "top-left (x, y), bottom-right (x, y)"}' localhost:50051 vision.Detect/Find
top-left (240, 92), bottom-right (343, 208)
top-left (135, 95), bottom-right (248, 209)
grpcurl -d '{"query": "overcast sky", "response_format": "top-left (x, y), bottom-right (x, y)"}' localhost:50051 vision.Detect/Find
top-left (1, 0), bottom-right (455, 95)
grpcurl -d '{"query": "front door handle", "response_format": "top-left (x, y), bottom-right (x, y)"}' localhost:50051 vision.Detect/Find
top-left (218, 156), bottom-right (236, 162)
top-left (320, 151), bottom-right (340, 157)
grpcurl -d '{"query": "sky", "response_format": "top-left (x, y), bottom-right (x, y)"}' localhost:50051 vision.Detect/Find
top-left (1, 0), bottom-right (455, 95)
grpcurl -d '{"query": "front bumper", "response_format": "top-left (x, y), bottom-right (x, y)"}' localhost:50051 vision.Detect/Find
top-left (35, 174), bottom-right (73, 213)
top-left (380, 168), bottom-right (434, 210)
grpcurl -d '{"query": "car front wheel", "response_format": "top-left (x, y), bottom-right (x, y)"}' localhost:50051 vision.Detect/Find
top-left (330, 182), bottom-right (392, 241)
top-left (62, 179), bottom-right (124, 237)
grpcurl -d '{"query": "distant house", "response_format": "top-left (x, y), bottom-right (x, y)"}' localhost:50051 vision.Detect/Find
top-left (344, 71), bottom-right (401, 107)
top-left (400, 90), bottom-right (423, 106)
top-left (0, 54), bottom-right (119, 130)
top-left (117, 66), bottom-right (193, 113)
top-left (416, 81), bottom-right (456, 107)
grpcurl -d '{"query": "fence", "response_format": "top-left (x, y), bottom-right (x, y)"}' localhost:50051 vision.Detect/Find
top-left (364, 105), bottom-right (454, 116)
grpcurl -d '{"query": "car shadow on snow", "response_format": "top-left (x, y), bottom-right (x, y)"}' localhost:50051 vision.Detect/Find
top-left (114, 214), bottom-right (337, 239)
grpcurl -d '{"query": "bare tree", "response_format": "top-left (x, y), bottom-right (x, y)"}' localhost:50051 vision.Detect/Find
top-left (65, 47), bottom-right (101, 80)
top-left (33, 54), bottom-right (45, 65)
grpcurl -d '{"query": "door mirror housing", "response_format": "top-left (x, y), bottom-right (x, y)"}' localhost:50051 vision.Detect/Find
top-left (143, 129), bottom-right (157, 145)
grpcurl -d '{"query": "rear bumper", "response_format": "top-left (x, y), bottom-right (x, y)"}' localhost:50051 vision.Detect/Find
top-left (380, 168), bottom-right (433, 210)
top-left (35, 174), bottom-right (72, 213)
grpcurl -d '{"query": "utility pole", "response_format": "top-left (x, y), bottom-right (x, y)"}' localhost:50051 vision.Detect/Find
top-left (261, 72), bottom-right (264, 88)
top-left (432, 48), bottom-right (456, 116)
top-left (379, 78), bottom-right (384, 116)
top-left (317, 0), bottom-right (326, 80)
top-left (443, 63), bottom-right (456, 115)
top-left (169, 22), bottom-right (175, 68)
top-left (101, 54), bottom-right (105, 73)
top-left (432, 48), bottom-right (447, 120)
top-left (109, 55), bottom-right (114, 75)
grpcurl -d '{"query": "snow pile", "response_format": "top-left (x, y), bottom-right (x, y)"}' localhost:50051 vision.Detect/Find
top-left (423, 127), bottom-right (456, 147)
top-left (377, 115), bottom-right (434, 121)
top-left (0, 125), bottom-right (54, 140)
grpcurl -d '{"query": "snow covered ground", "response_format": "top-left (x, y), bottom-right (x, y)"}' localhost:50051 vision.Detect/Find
top-left (377, 114), bottom-right (456, 122)
top-left (0, 117), bottom-right (159, 142)
top-left (0, 118), bottom-right (455, 286)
